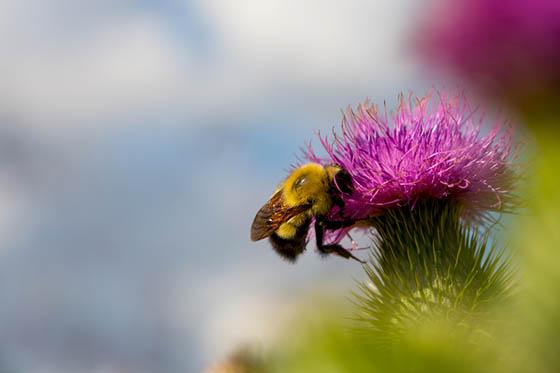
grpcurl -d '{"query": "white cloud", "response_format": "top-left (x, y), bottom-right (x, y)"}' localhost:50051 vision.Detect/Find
top-left (0, 0), bottom-right (421, 131)
top-left (3, 14), bottom-right (188, 128)
top-left (196, 0), bottom-right (417, 84)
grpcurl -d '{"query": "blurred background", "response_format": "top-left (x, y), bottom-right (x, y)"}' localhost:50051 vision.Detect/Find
top-left (0, 1), bottom-right (457, 372)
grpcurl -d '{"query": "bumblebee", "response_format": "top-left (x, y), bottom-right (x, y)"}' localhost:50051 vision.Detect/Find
top-left (250, 163), bottom-right (363, 263)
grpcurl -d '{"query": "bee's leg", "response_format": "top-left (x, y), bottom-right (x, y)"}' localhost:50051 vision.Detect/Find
top-left (314, 220), bottom-right (366, 263)
top-left (320, 219), bottom-right (371, 251)
top-left (347, 232), bottom-right (358, 250)
top-left (322, 244), bottom-right (366, 263)
top-left (320, 218), bottom-right (358, 230)
top-left (331, 195), bottom-right (346, 217)
top-left (345, 232), bottom-right (369, 252)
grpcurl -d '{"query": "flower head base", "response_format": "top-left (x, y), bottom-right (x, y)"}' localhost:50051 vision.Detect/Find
top-left (304, 93), bottom-right (517, 227)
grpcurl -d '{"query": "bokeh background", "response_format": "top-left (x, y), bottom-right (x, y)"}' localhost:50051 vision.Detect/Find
top-left (0, 1), bottom-right (460, 372)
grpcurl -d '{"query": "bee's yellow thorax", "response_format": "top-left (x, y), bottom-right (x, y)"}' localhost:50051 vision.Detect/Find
top-left (282, 163), bottom-right (332, 216)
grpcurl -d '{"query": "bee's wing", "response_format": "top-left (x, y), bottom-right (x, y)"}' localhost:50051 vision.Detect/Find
top-left (250, 190), bottom-right (310, 241)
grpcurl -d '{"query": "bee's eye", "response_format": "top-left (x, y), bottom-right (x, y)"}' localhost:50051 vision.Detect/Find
top-left (334, 171), bottom-right (353, 194)
top-left (293, 175), bottom-right (308, 190)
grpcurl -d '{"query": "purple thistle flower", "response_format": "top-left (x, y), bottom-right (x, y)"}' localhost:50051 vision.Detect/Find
top-left (304, 93), bottom-right (517, 239)
top-left (416, 0), bottom-right (560, 109)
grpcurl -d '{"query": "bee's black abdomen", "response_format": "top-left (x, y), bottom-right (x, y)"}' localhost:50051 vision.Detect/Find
top-left (269, 234), bottom-right (305, 262)
top-left (268, 222), bottom-right (310, 262)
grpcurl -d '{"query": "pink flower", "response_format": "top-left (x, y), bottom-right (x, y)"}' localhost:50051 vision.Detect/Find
top-left (304, 93), bottom-right (517, 230)
top-left (417, 0), bottom-right (560, 107)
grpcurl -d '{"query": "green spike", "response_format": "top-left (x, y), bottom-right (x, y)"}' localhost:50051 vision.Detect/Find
top-left (356, 200), bottom-right (513, 340)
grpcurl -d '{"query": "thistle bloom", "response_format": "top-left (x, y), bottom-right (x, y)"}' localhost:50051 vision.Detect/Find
top-left (305, 93), bottom-right (516, 230)
top-left (302, 93), bottom-right (518, 336)
top-left (417, 0), bottom-right (560, 113)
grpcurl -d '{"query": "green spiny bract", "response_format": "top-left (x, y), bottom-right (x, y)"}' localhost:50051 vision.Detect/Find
top-left (355, 200), bottom-right (513, 341)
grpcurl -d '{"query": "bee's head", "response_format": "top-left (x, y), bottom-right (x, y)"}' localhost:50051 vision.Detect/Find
top-left (283, 163), bottom-right (330, 207)
top-left (325, 164), bottom-right (353, 195)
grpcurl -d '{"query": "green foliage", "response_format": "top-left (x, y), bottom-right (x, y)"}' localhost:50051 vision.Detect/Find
top-left (258, 300), bottom-right (501, 373)
top-left (510, 123), bottom-right (560, 373)
top-left (355, 200), bottom-right (514, 341)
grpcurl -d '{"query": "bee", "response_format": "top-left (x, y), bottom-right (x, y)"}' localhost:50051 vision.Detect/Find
top-left (250, 163), bottom-right (364, 263)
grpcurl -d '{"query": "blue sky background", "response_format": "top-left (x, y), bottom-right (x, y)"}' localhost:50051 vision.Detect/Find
top-left (0, 1), bottom-right (461, 371)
